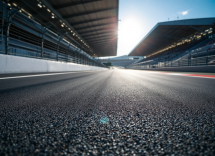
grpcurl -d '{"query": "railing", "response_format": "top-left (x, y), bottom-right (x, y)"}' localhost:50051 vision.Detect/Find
top-left (0, 2), bottom-right (107, 68)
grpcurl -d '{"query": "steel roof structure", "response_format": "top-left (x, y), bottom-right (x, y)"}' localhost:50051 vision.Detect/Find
top-left (129, 18), bottom-right (215, 56)
top-left (8, 0), bottom-right (119, 57)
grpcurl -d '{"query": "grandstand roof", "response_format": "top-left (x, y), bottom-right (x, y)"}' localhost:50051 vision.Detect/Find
top-left (9, 0), bottom-right (119, 57)
top-left (129, 18), bottom-right (215, 56)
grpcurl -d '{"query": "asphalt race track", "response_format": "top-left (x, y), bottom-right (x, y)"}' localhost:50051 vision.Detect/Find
top-left (0, 69), bottom-right (215, 155)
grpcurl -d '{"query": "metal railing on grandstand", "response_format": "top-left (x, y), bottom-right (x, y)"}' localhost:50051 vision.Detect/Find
top-left (0, 2), bottom-right (106, 68)
top-left (128, 43), bottom-right (215, 69)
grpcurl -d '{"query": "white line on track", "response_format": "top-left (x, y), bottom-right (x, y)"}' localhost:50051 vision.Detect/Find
top-left (140, 70), bottom-right (215, 79)
top-left (0, 71), bottom-right (98, 80)
top-left (158, 73), bottom-right (215, 79)
top-left (180, 75), bottom-right (215, 79)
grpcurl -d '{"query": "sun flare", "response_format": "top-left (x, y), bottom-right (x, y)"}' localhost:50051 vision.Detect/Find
top-left (118, 17), bottom-right (145, 56)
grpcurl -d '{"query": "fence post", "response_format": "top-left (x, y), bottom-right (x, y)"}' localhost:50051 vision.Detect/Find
top-left (78, 52), bottom-right (80, 64)
top-left (56, 33), bottom-right (67, 61)
top-left (66, 43), bottom-right (70, 62)
top-left (206, 49), bottom-right (210, 66)
top-left (190, 51), bottom-right (193, 66)
top-left (79, 52), bottom-right (81, 64)
top-left (196, 51), bottom-right (198, 66)
top-left (77, 52), bottom-right (79, 64)
top-left (56, 35), bottom-right (62, 61)
top-left (41, 29), bottom-right (49, 59)
top-left (188, 52), bottom-right (190, 66)
top-left (171, 57), bottom-right (173, 67)
top-left (188, 53), bottom-right (191, 66)
top-left (5, 9), bottom-right (20, 55)
top-left (179, 53), bottom-right (181, 67)
top-left (178, 58), bottom-right (180, 67)
top-left (76, 52), bottom-right (78, 64)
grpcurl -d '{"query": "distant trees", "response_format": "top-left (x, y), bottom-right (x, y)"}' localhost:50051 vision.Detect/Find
top-left (102, 62), bottom-right (112, 66)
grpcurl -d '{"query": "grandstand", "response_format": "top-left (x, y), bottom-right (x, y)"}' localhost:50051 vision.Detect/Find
top-left (0, 0), bottom-right (119, 70)
top-left (127, 18), bottom-right (215, 69)
top-left (95, 55), bottom-right (143, 68)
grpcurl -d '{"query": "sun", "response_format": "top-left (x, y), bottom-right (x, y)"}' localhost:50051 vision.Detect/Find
top-left (117, 17), bottom-right (145, 56)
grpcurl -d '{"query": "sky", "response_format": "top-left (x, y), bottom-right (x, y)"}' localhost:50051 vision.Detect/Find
top-left (117, 0), bottom-right (215, 56)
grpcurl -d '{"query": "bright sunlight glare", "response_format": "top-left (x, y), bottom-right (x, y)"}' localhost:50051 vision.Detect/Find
top-left (117, 16), bottom-right (146, 56)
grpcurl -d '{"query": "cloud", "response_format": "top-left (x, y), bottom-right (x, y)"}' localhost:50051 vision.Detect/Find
top-left (178, 10), bottom-right (189, 15)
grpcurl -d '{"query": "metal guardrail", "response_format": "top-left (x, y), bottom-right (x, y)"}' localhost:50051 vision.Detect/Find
top-left (0, 2), bottom-right (107, 68)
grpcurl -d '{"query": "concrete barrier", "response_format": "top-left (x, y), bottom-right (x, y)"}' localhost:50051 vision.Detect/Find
top-left (0, 54), bottom-right (108, 74)
top-left (136, 66), bottom-right (215, 73)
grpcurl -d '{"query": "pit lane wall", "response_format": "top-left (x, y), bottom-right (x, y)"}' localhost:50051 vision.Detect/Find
top-left (0, 54), bottom-right (108, 74)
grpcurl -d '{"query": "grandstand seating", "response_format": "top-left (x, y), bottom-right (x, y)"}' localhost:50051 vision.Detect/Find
top-left (139, 38), bottom-right (209, 63)
top-left (129, 36), bottom-right (215, 69)
top-left (191, 38), bottom-right (215, 54)
top-left (0, 2), bottom-right (105, 68)
top-left (195, 38), bottom-right (215, 48)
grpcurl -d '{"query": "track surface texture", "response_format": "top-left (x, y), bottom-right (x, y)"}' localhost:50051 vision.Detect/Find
top-left (0, 69), bottom-right (215, 155)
